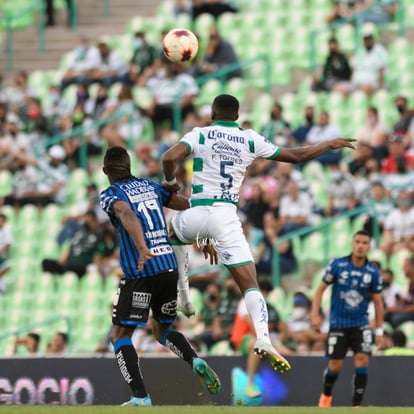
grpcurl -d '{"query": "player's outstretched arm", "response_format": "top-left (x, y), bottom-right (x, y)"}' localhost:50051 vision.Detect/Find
top-left (167, 193), bottom-right (190, 211)
top-left (276, 138), bottom-right (356, 164)
top-left (113, 200), bottom-right (153, 271)
top-left (162, 142), bottom-right (190, 192)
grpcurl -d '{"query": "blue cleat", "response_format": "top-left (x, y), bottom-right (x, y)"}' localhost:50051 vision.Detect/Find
top-left (193, 357), bottom-right (221, 394)
top-left (121, 395), bottom-right (152, 406)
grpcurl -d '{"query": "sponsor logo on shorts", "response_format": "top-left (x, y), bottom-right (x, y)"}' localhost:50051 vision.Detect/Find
top-left (195, 232), bottom-right (220, 248)
top-left (132, 292), bottom-right (151, 309)
top-left (161, 300), bottom-right (177, 316)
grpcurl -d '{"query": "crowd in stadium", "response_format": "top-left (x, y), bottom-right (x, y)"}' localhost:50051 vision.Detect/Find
top-left (0, 0), bottom-right (414, 358)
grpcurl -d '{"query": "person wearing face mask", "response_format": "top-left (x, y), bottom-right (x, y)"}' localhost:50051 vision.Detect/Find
top-left (356, 107), bottom-right (389, 154)
top-left (382, 134), bottom-right (414, 174)
top-left (334, 31), bottom-right (388, 96)
top-left (393, 96), bottom-right (414, 143)
top-left (292, 106), bottom-right (315, 145)
top-left (384, 155), bottom-right (414, 202)
top-left (380, 191), bottom-right (414, 261)
top-left (312, 38), bottom-right (352, 92)
top-left (260, 102), bottom-right (292, 146)
top-left (60, 35), bottom-right (101, 91)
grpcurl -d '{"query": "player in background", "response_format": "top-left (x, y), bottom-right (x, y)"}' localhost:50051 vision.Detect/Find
top-left (100, 147), bottom-right (221, 406)
top-left (311, 230), bottom-right (384, 407)
top-left (162, 93), bottom-right (356, 373)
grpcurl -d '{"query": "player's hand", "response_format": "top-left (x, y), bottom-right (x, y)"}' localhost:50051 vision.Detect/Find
top-left (161, 180), bottom-right (181, 193)
top-left (137, 247), bottom-right (154, 271)
top-left (310, 314), bottom-right (322, 333)
top-left (203, 240), bottom-right (218, 265)
top-left (374, 334), bottom-right (383, 348)
top-left (328, 138), bottom-right (356, 150)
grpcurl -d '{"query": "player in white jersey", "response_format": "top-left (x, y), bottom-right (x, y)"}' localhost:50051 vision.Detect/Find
top-left (162, 94), bottom-right (355, 373)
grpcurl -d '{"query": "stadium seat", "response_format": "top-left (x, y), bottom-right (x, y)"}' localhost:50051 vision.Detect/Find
top-left (399, 321), bottom-right (414, 346)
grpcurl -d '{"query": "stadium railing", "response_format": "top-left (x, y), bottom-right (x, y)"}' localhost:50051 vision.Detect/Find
top-left (172, 54), bottom-right (272, 131)
top-left (1, 0), bottom-right (77, 72)
top-left (0, 315), bottom-right (73, 353)
top-left (272, 203), bottom-right (380, 287)
top-left (308, 0), bottom-right (404, 73)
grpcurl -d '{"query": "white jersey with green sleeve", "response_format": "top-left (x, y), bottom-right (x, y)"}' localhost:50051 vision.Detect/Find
top-left (180, 121), bottom-right (280, 206)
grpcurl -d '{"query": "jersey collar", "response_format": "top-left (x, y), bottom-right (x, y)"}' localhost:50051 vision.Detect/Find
top-left (211, 120), bottom-right (241, 129)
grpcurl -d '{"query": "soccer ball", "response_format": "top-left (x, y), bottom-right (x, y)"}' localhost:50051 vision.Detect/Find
top-left (163, 28), bottom-right (199, 63)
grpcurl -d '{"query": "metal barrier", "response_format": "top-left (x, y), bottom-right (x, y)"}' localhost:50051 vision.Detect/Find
top-left (272, 203), bottom-right (380, 287)
top-left (309, 0), bottom-right (404, 73)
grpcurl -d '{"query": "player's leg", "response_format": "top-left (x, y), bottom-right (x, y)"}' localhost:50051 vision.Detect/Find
top-left (350, 327), bottom-right (372, 407)
top-left (111, 279), bottom-right (152, 406)
top-left (244, 336), bottom-right (261, 398)
top-left (318, 329), bottom-right (347, 407)
top-left (151, 270), bottom-right (221, 394)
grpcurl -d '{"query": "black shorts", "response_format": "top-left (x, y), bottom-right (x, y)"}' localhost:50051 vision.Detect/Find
top-left (326, 326), bottom-right (373, 359)
top-left (112, 270), bottom-right (179, 328)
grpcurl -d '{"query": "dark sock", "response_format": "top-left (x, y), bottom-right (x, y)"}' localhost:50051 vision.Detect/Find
top-left (159, 329), bottom-right (198, 366)
top-left (352, 367), bottom-right (368, 406)
top-left (114, 337), bottom-right (147, 398)
top-left (323, 367), bottom-right (339, 396)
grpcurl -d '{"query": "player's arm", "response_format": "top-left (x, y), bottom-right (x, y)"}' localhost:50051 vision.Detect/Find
top-left (372, 292), bottom-right (384, 346)
top-left (112, 200), bottom-right (153, 271)
top-left (162, 142), bottom-right (190, 192)
top-left (166, 193), bottom-right (190, 211)
top-left (275, 138), bottom-right (356, 164)
top-left (310, 280), bottom-right (329, 332)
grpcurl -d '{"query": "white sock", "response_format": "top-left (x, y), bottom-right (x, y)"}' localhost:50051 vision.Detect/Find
top-left (172, 245), bottom-right (192, 305)
top-left (244, 289), bottom-right (271, 343)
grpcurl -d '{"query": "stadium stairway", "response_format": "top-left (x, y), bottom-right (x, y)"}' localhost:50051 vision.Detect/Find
top-left (1, 0), bottom-right (162, 73)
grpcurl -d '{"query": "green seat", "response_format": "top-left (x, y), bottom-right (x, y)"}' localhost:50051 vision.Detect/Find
top-left (399, 321), bottom-right (414, 346)
top-left (208, 340), bottom-right (234, 356)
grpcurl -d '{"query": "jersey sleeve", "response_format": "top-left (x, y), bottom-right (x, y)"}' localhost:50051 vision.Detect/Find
top-left (322, 259), bottom-right (337, 284)
top-left (251, 131), bottom-right (281, 160)
top-left (151, 180), bottom-right (173, 207)
top-left (179, 128), bottom-right (199, 155)
top-left (99, 186), bottom-right (126, 215)
top-left (370, 267), bottom-right (383, 293)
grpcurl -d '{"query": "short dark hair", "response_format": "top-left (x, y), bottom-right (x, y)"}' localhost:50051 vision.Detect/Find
top-left (353, 229), bottom-right (371, 239)
top-left (328, 37), bottom-right (338, 44)
top-left (103, 146), bottom-right (131, 175)
top-left (57, 332), bottom-right (68, 344)
top-left (28, 333), bottom-right (41, 344)
top-left (391, 330), bottom-right (407, 347)
top-left (212, 94), bottom-right (239, 118)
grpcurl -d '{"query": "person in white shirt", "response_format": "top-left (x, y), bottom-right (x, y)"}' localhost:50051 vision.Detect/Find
top-left (60, 35), bottom-right (101, 91)
top-left (306, 111), bottom-right (342, 165)
top-left (90, 42), bottom-right (129, 87)
top-left (0, 213), bottom-right (12, 293)
top-left (380, 191), bottom-right (414, 260)
top-left (161, 94), bottom-right (355, 374)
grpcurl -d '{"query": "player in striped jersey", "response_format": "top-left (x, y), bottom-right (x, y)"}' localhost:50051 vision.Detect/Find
top-left (100, 147), bottom-right (220, 406)
top-left (311, 230), bottom-right (384, 407)
top-left (162, 94), bottom-right (356, 374)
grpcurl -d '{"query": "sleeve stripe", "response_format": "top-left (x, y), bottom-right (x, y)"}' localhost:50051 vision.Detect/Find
top-left (267, 146), bottom-right (281, 160)
top-left (181, 140), bottom-right (192, 154)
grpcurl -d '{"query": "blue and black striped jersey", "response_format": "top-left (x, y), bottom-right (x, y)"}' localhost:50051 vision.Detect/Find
top-left (323, 255), bottom-right (382, 329)
top-left (100, 176), bottom-right (177, 279)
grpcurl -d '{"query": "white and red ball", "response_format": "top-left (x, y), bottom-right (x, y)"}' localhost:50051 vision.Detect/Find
top-left (163, 28), bottom-right (199, 63)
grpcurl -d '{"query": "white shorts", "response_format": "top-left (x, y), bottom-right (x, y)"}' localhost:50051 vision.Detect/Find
top-left (171, 203), bottom-right (253, 267)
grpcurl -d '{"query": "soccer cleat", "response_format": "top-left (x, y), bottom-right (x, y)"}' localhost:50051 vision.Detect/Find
top-left (121, 395), bottom-right (152, 406)
top-left (181, 302), bottom-right (195, 318)
top-left (193, 357), bottom-right (221, 394)
top-left (318, 393), bottom-right (332, 408)
top-left (245, 384), bottom-right (261, 398)
top-left (253, 339), bottom-right (291, 373)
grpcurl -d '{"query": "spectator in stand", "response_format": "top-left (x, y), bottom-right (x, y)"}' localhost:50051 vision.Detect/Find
top-left (380, 192), bottom-right (414, 261)
top-left (356, 107), bottom-right (389, 159)
top-left (384, 257), bottom-right (414, 328)
top-left (312, 38), bottom-right (352, 92)
top-left (192, 0), bottom-right (238, 19)
top-left (89, 42), bottom-right (129, 87)
top-left (393, 96), bottom-right (414, 142)
top-left (335, 32), bottom-right (388, 96)
top-left (144, 58), bottom-right (199, 134)
top-left (191, 26), bottom-right (242, 81)
top-left (42, 210), bottom-right (101, 279)
top-left (84, 85), bottom-right (117, 121)
top-left (382, 134), bottom-right (414, 174)
top-left (60, 35), bottom-right (101, 91)
top-left (306, 111), bottom-right (342, 165)
top-left (325, 165), bottom-right (356, 216)
top-left (101, 85), bottom-right (144, 147)
top-left (128, 32), bottom-right (158, 85)
top-left (279, 179), bottom-right (313, 233)
top-left (260, 102), bottom-right (291, 146)
top-left (243, 182), bottom-right (270, 231)
top-left (47, 332), bottom-right (69, 354)
top-left (327, 0), bottom-right (357, 24)
top-left (384, 155), bottom-right (414, 202)
top-left (360, 0), bottom-right (398, 25)
top-left (8, 70), bottom-right (35, 112)
top-left (292, 105), bottom-right (314, 145)
top-left (383, 330), bottom-right (414, 355)
top-left (0, 213), bottom-right (12, 294)
top-left (255, 211), bottom-right (297, 281)
top-left (13, 333), bottom-right (41, 355)
top-left (94, 221), bottom-right (119, 280)
top-left (363, 180), bottom-right (394, 236)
